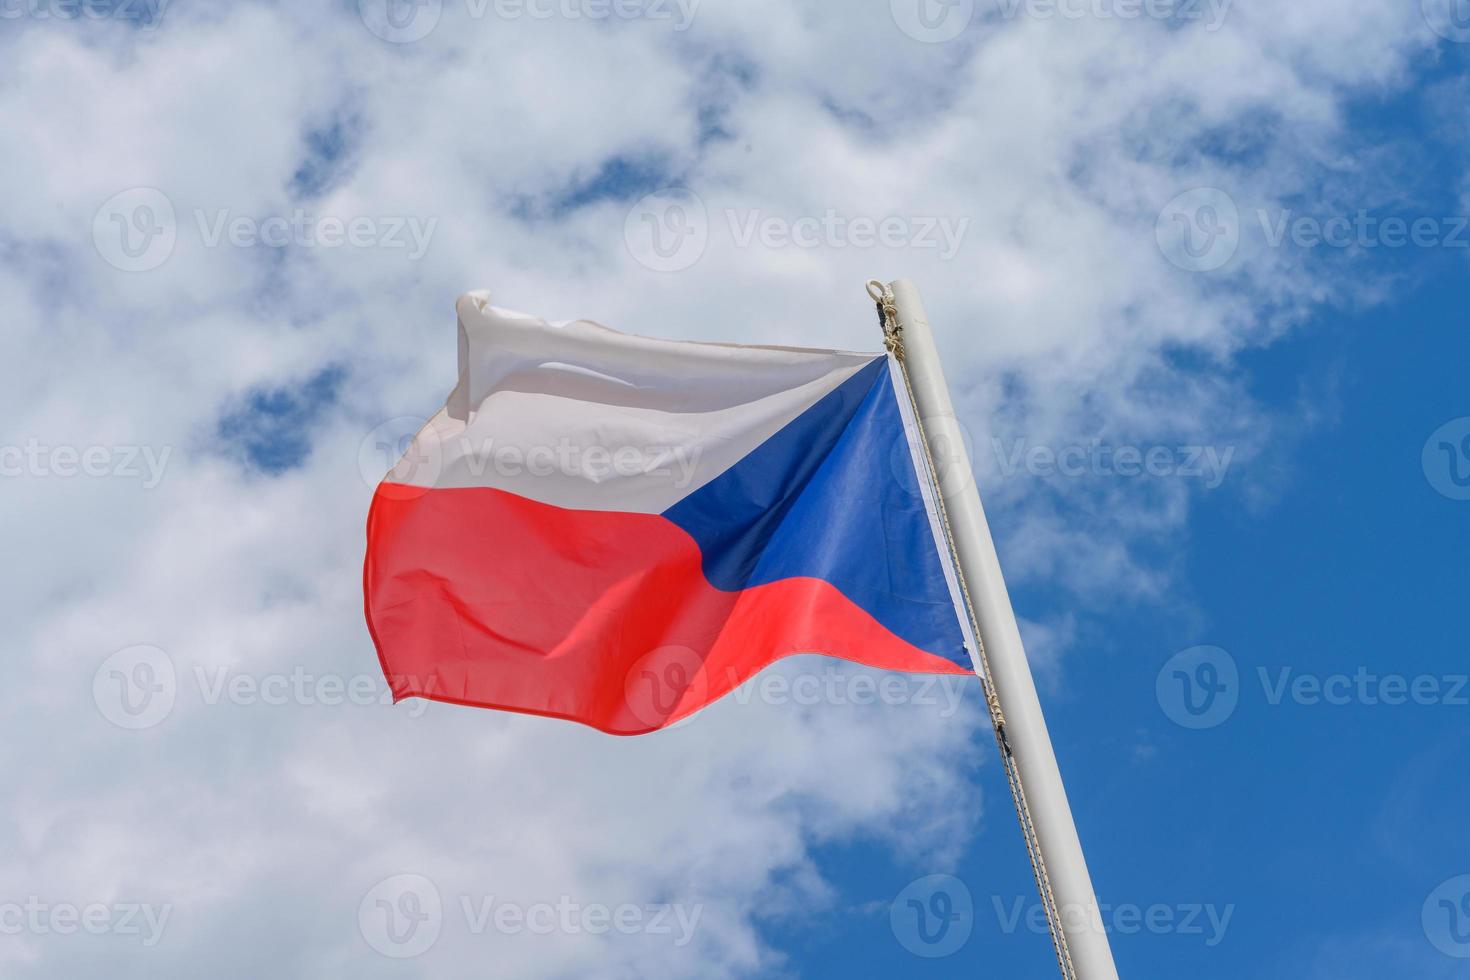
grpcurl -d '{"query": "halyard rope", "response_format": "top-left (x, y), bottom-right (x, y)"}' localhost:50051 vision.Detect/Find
top-left (867, 280), bottom-right (1078, 980)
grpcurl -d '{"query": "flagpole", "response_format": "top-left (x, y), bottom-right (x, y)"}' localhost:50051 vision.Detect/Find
top-left (877, 280), bottom-right (1120, 980)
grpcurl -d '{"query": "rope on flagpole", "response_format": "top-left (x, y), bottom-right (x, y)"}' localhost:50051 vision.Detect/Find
top-left (867, 279), bottom-right (1078, 980)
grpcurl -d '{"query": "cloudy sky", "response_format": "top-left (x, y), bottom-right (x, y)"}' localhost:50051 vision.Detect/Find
top-left (2, 0), bottom-right (1469, 977)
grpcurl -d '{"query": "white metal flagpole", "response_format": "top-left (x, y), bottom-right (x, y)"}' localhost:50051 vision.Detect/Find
top-left (873, 279), bottom-right (1120, 980)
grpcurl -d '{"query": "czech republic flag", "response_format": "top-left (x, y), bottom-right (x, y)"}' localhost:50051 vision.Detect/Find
top-left (365, 292), bottom-right (975, 734)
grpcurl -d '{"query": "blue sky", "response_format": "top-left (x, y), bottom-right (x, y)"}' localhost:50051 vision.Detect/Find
top-left (817, 50), bottom-right (1470, 976)
top-left (851, 259), bottom-right (1470, 978)
top-left (828, 52), bottom-right (1470, 977)
top-left (2, 2), bottom-right (1469, 978)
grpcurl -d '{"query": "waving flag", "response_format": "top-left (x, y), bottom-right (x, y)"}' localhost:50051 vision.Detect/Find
top-left (365, 291), bottom-right (973, 733)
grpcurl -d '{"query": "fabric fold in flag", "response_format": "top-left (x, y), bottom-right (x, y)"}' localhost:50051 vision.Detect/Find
top-left (364, 291), bottom-right (974, 734)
